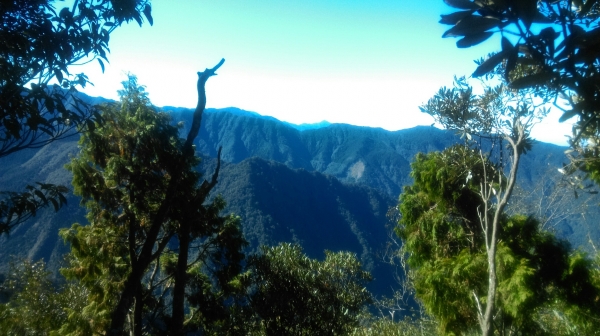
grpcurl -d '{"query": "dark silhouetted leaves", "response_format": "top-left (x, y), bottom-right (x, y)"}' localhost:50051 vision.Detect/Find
top-left (0, 1), bottom-right (154, 234)
top-left (457, 31), bottom-right (493, 48)
top-left (559, 109), bottom-right (579, 122)
top-left (0, 183), bottom-right (68, 235)
top-left (443, 15), bottom-right (500, 37)
top-left (97, 58), bottom-right (105, 73)
top-left (440, 0), bottom-right (600, 171)
top-left (473, 51), bottom-right (505, 77)
top-left (143, 4), bottom-right (153, 26)
top-left (440, 10), bottom-right (473, 25)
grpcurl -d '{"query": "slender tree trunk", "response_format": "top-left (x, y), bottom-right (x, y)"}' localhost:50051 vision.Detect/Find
top-left (479, 127), bottom-right (524, 336)
top-left (134, 283), bottom-right (143, 336)
top-left (169, 153), bottom-right (222, 335)
top-left (108, 269), bottom-right (142, 335)
top-left (481, 233), bottom-right (498, 336)
top-left (171, 225), bottom-right (191, 335)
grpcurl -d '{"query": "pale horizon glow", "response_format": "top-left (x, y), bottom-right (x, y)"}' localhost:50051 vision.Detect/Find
top-left (71, 0), bottom-right (573, 145)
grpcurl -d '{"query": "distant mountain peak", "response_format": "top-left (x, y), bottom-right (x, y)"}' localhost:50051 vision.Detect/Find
top-left (285, 120), bottom-right (332, 131)
top-left (208, 107), bottom-right (333, 131)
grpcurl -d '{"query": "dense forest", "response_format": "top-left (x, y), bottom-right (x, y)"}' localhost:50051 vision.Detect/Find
top-left (2, 0), bottom-right (600, 335)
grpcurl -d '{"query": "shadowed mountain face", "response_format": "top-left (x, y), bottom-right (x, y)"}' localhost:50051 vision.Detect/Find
top-left (0, 103), bottom-right (597, 298)
top-left (205, 157), bottom-right (397, 295)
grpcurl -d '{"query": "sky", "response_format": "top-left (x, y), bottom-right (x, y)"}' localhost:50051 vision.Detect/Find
top-left (71, 0), bottom-right (574, 145)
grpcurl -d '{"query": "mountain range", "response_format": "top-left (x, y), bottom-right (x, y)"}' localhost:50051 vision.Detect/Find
top-left (1, 102), bottom-right (598, 298)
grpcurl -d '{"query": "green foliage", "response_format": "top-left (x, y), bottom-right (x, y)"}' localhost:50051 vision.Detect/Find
top-left (397, 145), bottom-right (496, 268)
top-left (0, 259), bottom-right (63, 334)
top-left (59, 76), bottom-right (182, 333)
top-left (249, 243), bottom-right (372, 336)
top-left (349, 316), bottom-right (438, 336)
top-left (397, 147), bottom-right (600, 335)
top-left (58, 223), bottom-right (130, 334)
top-left (0, 259), bottom-right (88, 336)
top-left (0, 0), bottom-right (152, 156)
top-left (0, 0), bottom-right (153, 236)
top-left (420, 63), bottom-right (543, 335)
top-left (420, 75), bottom-right (540, 154)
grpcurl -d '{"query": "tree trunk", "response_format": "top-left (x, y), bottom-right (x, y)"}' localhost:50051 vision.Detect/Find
top-left (134, 283), bottom-right (143, 336)
top-left (479, 128), bottom-right (524, 336)
top-left (481, 240), bottom-right (498, 336)
top-left (108, 271), bottom-right (141, 335)
top-left (171, 226), bottom-right (191, 335)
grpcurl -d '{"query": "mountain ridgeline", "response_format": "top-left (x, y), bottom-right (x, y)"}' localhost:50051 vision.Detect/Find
top-left (0, 103), bottom-right (596, 298)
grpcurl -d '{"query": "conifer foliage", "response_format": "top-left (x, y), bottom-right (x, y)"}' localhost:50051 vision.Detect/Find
top-left (59, 65), bottom-right (248, 335)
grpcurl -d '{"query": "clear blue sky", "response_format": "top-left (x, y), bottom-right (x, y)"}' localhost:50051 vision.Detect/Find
top-left (73, 0), bottom-right (573, 145)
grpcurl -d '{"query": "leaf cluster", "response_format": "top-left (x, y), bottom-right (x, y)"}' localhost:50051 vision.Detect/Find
top-left (0, 182), bottom-right (68, 235)
top-left (248, 243), bottom-right (372, 336)
top-left (397, 145), bottom-right (499, 267)
top-left (420, 76), bottom-right (538, 156)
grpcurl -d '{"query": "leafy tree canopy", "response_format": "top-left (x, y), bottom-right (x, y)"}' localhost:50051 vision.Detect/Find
top-left (397, 145), bottom-right (600, 335)
top-left (0, 259), bottom-right (88, 335)
top-left (1, 0), bottom-right (153, 157)
top-left (249, 243), bottom-right (372, 336)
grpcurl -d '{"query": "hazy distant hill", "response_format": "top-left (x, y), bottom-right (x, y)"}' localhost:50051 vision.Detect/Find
top-left (1, 100), bottom-right (598, 299)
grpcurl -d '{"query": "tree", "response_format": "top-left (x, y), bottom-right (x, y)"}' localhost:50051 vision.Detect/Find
top-left (439, 0), bottom-right (600, 180)
top-left (248, 243), bottom-right (372, 336)
top-left (397, 145), bottom-right (600, 335)
top-left (0, 0), bottom-right (153, 235)
top-left (59, 61), bottom-right (245, 335)
top-left (419, 75), bottom-right (535, 335)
